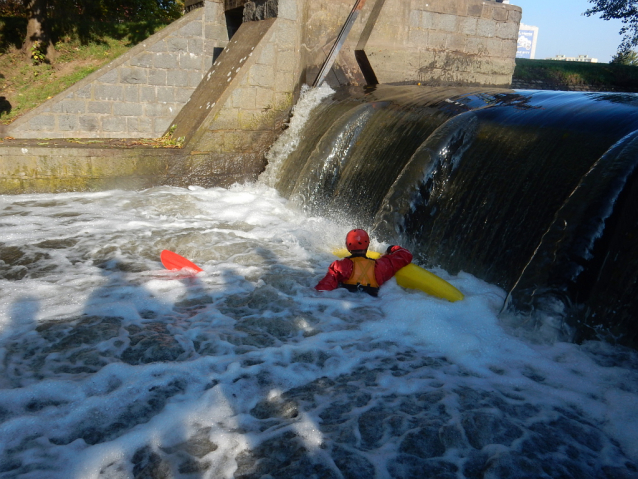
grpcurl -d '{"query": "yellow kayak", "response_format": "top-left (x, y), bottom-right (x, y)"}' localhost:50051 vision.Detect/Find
top-left (333, 249), bottom-right (464, 302)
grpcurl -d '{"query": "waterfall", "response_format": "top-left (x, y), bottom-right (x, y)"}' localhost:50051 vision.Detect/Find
top-left (264, 85), bottom-right (638, 347)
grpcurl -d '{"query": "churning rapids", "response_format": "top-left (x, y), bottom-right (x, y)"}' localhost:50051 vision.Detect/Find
top-left (1, 85), bottom-right (638, 479)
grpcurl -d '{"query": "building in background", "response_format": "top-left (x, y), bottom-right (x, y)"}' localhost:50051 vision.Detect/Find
top-left (516, 23), bottom-right (538, 59)
top-left (547, 54), bottom-right (598, 63)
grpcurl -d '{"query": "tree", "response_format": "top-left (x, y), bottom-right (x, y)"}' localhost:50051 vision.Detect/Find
top-left (585, 0), bottom-right (638, 51)
top-left (24, 0), bottom-right (56, 63)
top-left (0, 0), bottom-right (184, 62)
top-left (0, 0), bottom-right (26, 15)
top-left (610, 48), bottom-right (638, 65)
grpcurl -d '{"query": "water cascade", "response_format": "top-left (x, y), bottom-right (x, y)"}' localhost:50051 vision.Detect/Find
top-left (266, 85), bottom-right (638, 347)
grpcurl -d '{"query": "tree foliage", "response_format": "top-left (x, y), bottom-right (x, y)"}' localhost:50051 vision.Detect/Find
top-left (585, 0), bottom-right (638, 51)
top-left (610, 48), bottom-right (638, 65)
top-left (0, 0), bottom-right (26, 16)
top-left (0, 0), bottom-right (184, 22)
top-left (0, 0), bottom-right (184, 61)
top-left (50, 0), bottom-right (184, 23)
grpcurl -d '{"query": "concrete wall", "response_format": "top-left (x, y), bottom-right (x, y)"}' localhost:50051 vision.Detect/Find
top-left (4, 0), bottom-right (520, 141)
top-left (1, 0), bottom-right (307, 192)
top-left (0, 145), bottom-right (181, 194)
top-left (299, 0), bottom-right (521, 88)
top-left (3, 1), bottom-right (229, 139)
top-left (0, 141), bottom-right (265, 193)
top-left (174, 1), bottom-right (304, 183)
top-left (363, 0), bottom-right (521, 86)
top-left (301, 0), bottom-right (376, 86)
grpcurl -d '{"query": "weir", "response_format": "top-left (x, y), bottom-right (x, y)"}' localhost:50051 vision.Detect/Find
top-left (263, 86), bottom-right (638, 348)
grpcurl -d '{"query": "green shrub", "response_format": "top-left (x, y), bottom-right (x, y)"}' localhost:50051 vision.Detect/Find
top-left (514, 58), bottom-right (638, 89)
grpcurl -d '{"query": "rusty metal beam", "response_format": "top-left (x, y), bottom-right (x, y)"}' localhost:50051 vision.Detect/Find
top-left (312, 0), bottom-right (367, 88)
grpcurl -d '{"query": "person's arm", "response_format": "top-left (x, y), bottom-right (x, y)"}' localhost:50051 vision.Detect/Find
top-left (374, 246), bottom-right (412, 286)
top-left (315, 258), bottom-right (354, 291)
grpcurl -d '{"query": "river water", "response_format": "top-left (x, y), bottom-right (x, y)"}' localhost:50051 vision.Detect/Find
top-left (1, 87), bottom-right (638, 478)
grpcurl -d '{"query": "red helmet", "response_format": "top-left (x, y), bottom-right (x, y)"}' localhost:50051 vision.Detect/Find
top-left (345, 229), bottom-right (370, 252)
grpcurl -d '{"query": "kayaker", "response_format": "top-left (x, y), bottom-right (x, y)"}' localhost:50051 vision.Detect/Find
top-left (315, 229), bottom-right (413, 297)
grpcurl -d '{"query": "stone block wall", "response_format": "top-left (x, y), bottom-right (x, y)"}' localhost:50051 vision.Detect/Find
top-left (4, 0), bottom-right (521, 141)
top-left (202, 5), bottom-right (301, 135)
top-left (364, 0), bottom-right (521, 86)
top-left (180, 0), bottom-right (305, 183)
top-left (5, 1), bottom-right (229, 139)
top-left (299, 0), bottom-right (520, 88)
top-left (301, 0), bottom-right (371, 86)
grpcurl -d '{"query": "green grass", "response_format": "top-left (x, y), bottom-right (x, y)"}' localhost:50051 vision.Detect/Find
top-left (513, 58), bottom-right (638, 89)
top-left (0, 20), bottom-right (168, 124)
top-left (3, 66), bottom-right (98, 123)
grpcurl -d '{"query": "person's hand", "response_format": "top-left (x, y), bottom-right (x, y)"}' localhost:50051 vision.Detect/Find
top-left (386, 245), bottom-right (396, 254)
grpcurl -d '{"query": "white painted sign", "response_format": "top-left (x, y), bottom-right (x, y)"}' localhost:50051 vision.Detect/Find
top-left (516, 23), bottom-right (538, 59)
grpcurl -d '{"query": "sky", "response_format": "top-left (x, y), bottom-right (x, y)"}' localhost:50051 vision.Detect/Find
top-left (511, 0), bottom-right (626, 62)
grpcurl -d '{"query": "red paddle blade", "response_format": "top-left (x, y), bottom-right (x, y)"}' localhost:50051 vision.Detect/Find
top-left (160, 250), bottom-right (203, 272)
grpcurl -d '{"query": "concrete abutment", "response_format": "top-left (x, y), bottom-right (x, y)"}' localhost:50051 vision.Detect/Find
top-left (0, 0), bottom-right (521, 194)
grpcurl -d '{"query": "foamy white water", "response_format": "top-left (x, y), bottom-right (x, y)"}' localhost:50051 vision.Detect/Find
top-left (1, 183), bottom-right (637, 479)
